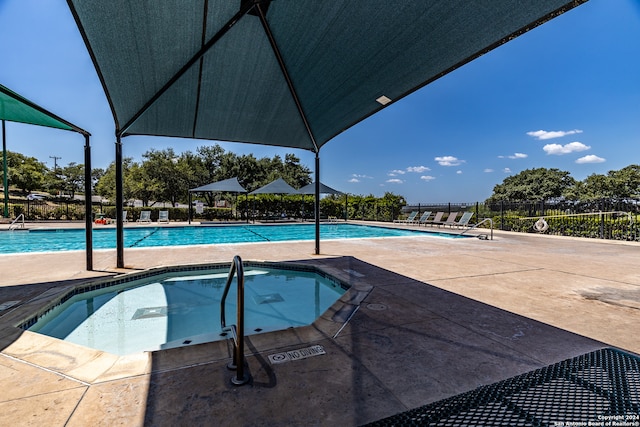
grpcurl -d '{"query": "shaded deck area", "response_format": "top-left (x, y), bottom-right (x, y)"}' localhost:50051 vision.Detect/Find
top-left (1, 223), bottom-right (639, 425)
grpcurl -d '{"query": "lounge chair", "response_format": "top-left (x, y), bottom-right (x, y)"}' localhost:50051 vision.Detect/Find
top-left (438, 212), bottom-right (459, 227)
top-left (123, 210), bottom-right (129, 223)
top-left (413, 211), bottom-right (432, 225)
top-left (158, 210), bottom-right (169, 223)
top-left (394, 211), bottom-right (418, 224)
top-left (137, 210), bottom-right (151, 222)
top-left (452, 211), bottom-right (474, 228)
top-left (422, 211), bottom-right (445, 226)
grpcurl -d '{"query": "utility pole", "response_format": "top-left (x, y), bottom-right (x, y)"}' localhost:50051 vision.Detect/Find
top-left (50, 155), bottom-right (62, 197)
top-left (49, 155), bottom-right (61, 171)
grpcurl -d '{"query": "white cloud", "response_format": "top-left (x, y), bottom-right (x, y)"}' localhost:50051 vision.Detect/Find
top-left (527, 129), bottom-right (583, 140)
top-left (456, 170), bottom-right (463, 174)
top-left (386, 178), bottom-right (403, 184)
top-left (420, 175), bottom-right (436, 181)
top-left (503, 168), bottom-right (512, 173)
top-left (435, 156), bottom-right (464, 166)
top-left (576, 155), bottom-right (606, 164)
top-left (484, 168), bottom-right (494, 173)
top-left (351, 173), bottom-right (373, 179)
top-left (543, 141), bottom-right (590, 155)
top-left (497, 155), bottom-right (505, 159)
top-left (389, 169), bottom-right (405, 176)
top-left (348, 178), bottom-right (360, 183)
top-left (509, 153), bottom-right (528, 159)
top-left (406, 166), bottom-right (430, 173)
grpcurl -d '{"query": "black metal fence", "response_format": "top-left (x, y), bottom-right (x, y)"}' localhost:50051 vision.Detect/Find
top-left (403, 199), bottom-right (640, 242)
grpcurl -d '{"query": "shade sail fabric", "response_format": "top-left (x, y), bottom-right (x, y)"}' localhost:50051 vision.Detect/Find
top-left (67, 1), bottom-right (585, 152)
top-left (0, 84), bottom-right (88, 135)
top-left (249, 178), bottom-right (298, 195)
top-left (298, 182), bottom-right (343, 195)
top-left (190, 177), bottom-right (247, 193)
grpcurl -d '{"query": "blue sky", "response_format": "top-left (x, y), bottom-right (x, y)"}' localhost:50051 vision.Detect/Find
top-left (1, 0), bottom-right (639, 203)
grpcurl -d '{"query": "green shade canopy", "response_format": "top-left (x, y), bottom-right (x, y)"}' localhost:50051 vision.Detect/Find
top-left (67, 0), bottom-right (585, 152)
top-left (0, 84), bottom-right (88, 135)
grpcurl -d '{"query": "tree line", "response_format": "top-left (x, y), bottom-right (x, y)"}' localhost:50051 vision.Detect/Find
top-left (3, 144), bottom-right (314, 206)
top-left (487, 165), bottom-right (640, 203)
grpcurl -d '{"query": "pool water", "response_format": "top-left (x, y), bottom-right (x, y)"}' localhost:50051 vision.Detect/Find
top-left (0, 223), bottom-right (461, 254)
top-left (27, 265), bottom-right (347, 355)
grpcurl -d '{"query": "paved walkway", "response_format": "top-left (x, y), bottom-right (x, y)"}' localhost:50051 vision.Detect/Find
top-left (1, 222), bottom-right (639, 426)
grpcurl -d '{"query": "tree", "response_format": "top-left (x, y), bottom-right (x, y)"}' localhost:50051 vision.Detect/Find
top-left (608, 165), bottom-right (640, 199)
top-left (94, 157), bottom-right (137, 202)
top-left (6, 151), bottom-right (47, 194)
top-left (487, 168), bottom-right (576, 202)
top-left (59, 162), bottom-right (85, 198)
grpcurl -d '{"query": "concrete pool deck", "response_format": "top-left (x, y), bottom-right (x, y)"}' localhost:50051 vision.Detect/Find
top-left (1, 221), bottom-right (639, 425)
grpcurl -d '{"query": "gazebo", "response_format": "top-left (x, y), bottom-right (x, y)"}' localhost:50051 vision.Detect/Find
top-left (65, 0), bottom-right (587, 267)
top-left (0, 83), bottom-right (93, 270)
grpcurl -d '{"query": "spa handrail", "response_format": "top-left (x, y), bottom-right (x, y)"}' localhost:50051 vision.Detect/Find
top-left (220, 255), bottom-right (250, 385)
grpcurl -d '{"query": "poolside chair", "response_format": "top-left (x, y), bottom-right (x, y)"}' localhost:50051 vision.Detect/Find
top-left (438, 212), bottom-right (459, 227)
top-left (123, 210), bottom-right (129, 223)
top-left (158, 210), bottom-right (169, 223)
top-left (423, 211), bottom-right (445, 226)
top-left (137, 210), bottom-right (151, 222)
top-left (413, 211), bottom-right (432, 225)
top-left (394, 211), bottom-right (418, 224)
top-left (452, 211), bottom-right (474, 228)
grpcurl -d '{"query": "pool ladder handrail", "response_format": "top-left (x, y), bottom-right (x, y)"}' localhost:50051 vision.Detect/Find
top-left (220, 255), bottom-right (250, 385)
top-left (8, 214), bottom-right (25, 230)
top-left (458, 217), bottom-right (493, 240)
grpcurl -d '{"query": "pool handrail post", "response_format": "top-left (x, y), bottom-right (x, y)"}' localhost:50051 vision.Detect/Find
top-left (2, 120), bottom-right (9, 219)
top-left (221, 255), bottom-right (250, 385)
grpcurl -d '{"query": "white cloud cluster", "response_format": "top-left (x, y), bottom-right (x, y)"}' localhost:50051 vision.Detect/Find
top-left (407, 166), bottom-right (430, 173)
top-left (388, 169), bottom-right (405, 176)
top-left (509, 153), bottom-right (528, 159)
top-left (484, 168), bottom-right (494, 173)
top-left (420, 175), bottom-right (436, 181)
top-left (576, 155), bottom-right (606, 164)
top-left (503, 168), bottom-right (512, 173)
top-left (527, 129), bottom-right (583, 140)
top-left (543, 141), bottom-right (590, 155)
top-left (349, 173), bottom-right (373, 183)
top-left (386, 178), bottom-right (403, 184)
top-left (435, 156), bottom-right (464, 166)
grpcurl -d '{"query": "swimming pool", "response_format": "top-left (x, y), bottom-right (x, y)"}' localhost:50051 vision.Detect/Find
top-left (0, 223), bottom-right (462, 254)
top-left (25, 263), bottom-right (348, 355)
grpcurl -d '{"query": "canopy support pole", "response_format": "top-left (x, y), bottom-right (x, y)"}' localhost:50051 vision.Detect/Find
top-left (2, 120), bottom-right (7, 218)
top-left (84, 134), bottom-right (93, 270)
top-left (188, 191), bottom-right (192, 224)
top-left (315, 152), bottom-right (320, 255)
top-left (116, 136), bottom-right (124, 268)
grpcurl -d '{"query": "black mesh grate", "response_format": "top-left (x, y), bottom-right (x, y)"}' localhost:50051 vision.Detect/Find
top-left (364, 348), bottom-right (640, 426)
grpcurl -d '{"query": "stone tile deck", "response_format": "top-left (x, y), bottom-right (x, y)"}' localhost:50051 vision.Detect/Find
top-left (1, 221), bottom-right (639, 425)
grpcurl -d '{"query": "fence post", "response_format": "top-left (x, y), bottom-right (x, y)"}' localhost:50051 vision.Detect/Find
top-left (599, 198), bottom-right (605, 239)
top-left (500, 200), bottom-right (504, 230)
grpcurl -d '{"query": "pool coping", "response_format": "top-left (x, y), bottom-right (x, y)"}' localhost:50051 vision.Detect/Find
top-left (0, 259), bottom-right (373, 385)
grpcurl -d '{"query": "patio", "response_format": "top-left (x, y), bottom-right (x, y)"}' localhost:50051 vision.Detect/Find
top-left (1, 224), bottom-right (638, 425)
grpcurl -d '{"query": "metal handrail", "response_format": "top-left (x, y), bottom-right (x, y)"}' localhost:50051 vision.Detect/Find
top-left (8, 213), bottom-right (25, 230)
top-left (220, 255), bottom-right (250, 385)
top-left (459, 217), bottom-right (493, 240)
